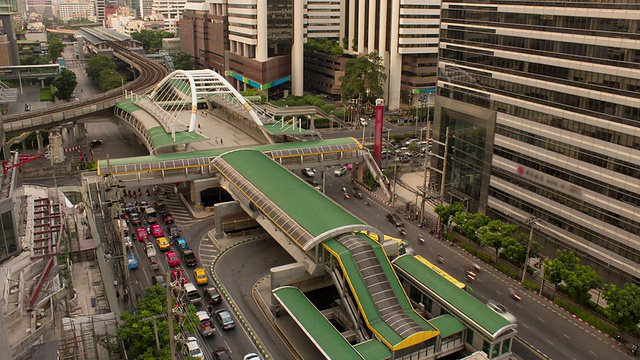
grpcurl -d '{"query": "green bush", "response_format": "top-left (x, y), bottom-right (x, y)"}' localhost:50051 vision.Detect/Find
top-left (40, 88), bottom-right (53, 101)
top-left (313, 99), bottom-right (326, 107)
top-left (477, 251), bottom-right (492, 264)
top-left (285, 99), bottom-right (297, 107)
top-left (443, 232), bottom-right (456, 243)
top-left (322, 104), bottom-right (337, 113)
top-left (333, 109), bottom-right (345, 118)
top-left (460, 242), bottom-right (477, 256)
top-left (496, 263), bottom-right (518, 279)
top-left (276, 99), bottom-right (286, 107)
top-left (554, 298), bottom-right (616, 336)
top-left (523, 280), bottom-right (538, 292)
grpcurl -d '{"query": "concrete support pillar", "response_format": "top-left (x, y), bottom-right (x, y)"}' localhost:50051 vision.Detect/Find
top-left (36, 130), bottom-right (44, 154)
top-left (339, 0), bottom-right (346, 46)
top-left (189, 180), bottom-right (200, 203)
top-left (310, 115), bottom-right (315, 130)
top-left (348, 0), bottom-right (356, 52)
top-left (357, 0), bottom-right (366, 53)
top-left (49, 129), bottom-right (65, 163)
top-left (256, 0), bottom-right (268, 61)
top-left (388, 0), bottom-right (402, 110)
top-left (367, 0), bottom-right (376, 52)
top-left (76, 123), bottom-right (86, 140)
top-left (213, 201), bottom-right (243, 238)
top-left (291, 0), bottom-right (304, 96)
top-left (67, 126), bottom-right (76, 146)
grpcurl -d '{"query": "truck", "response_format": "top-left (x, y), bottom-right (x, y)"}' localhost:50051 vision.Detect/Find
top-left (145, 206), bottom-right (158, 223)
top-left (180, 249), bottom-right (198, 267)
top-left (196, 311), bottom-right (216, 337)
top-left (146, 242), bottom-right (159, 270)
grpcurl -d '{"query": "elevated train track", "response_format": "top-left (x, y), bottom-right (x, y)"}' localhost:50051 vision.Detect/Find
top-left (2, 42), bottom-right (167, 135)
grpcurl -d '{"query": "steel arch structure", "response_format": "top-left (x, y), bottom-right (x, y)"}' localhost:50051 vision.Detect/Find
top-left (146, 69), bottom-right (265, 135)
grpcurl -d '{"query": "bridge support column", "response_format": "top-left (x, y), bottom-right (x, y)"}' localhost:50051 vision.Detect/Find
top-left (49, 129), bottom-right (65, 163)
top-left (310, 114), bottom-right (315, 130)
top-left (67, 126), bottom-right (76, 146)
top-left (75, 123), bottom-right (86, 141)
top-left (270, 262), bottom-right (307, 309)
top-left (36, 131), bottom-right (44, 155)
top-left (213, 201), bottom-right (243, 238)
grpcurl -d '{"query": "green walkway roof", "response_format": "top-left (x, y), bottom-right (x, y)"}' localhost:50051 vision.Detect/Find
top-left (147, 126), bottom-right (208, 149)
top-left (262, 123), bottom-right (318, 136)
top-left (273, 286), bottom-right (364, 359)
top-left (115, 98), bottom-right (143, 113)
top-left (217, 149), bottom-right (363, 237)
top-left (393, 255), bottom-right (513, 337)
top-left (353, 340), bottom-right (392, 360)
top-left (429, 314), bottom-right (466, 338)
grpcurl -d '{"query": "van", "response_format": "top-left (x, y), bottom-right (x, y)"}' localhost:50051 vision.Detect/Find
top-left (183, 283), bottom-right (202, 305)
top-left (145, 206), bottom-right (158, 223)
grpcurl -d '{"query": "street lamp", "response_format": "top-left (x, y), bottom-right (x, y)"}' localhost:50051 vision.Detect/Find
top-left (361, 120), bottom-right (367, 144)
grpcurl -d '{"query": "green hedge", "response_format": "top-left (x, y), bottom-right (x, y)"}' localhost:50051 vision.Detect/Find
top-left (523, 280), bottom-right (538, 292)
top-left (477, 251), bottom-right (492, 264)
top-left (460, 242), bottom-right (477, 256)
top-left (496, 263), bottom-right (518, 279)
top-left (40, 88), bottom-right (53, 101)
top-left (554, 298), bottom-right (616, 336)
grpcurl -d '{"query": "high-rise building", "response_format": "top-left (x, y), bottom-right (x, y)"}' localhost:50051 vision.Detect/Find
top-left (139, 0), bottom-right (152, 19)
top-left (436, 0), bottom-right (640, 285)
top-left (151, 0), bottom-right (186, 34)
top-left (95, 0), bottom-right (105, 23)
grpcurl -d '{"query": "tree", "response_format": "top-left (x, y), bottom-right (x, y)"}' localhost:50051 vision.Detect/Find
top-left (86, 55), bottom-right (116, 82)
top-left (433, 202), bottom-right (465, 231)
top-left (22, 55), bottom-right (50, 65)
top-left (171, 52), bottom-right (194, 70)
top-left (131, 30), bottom-right (174, 53)
top-left (340, 52), bottom-right (386, 103)
top-left (544, 249), bottom-right (580, 298)
top-left (502, 232), bottom-right (542, 267)
top-left (47, 34), bottom-right (65, 63)
top-left (477, 220), bottom-right (518, 264)
top-left (119, 284), bottom-right (199, 360)
top-left (98, 68), bottom-right (124, 92)
top-left (453, 212), bottom-right (490, 241)
top-left (603, 283), bottom-right (640, 332)
top-left (52, 69), bottom-right (77, 101)
top-left (565, 265), bottom-right (602, 304)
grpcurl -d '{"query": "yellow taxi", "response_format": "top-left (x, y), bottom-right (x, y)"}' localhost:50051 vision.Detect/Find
top-left (156, 237), bottom-right (170, 251)
top-left (194, 267), bottom-right (208, 286)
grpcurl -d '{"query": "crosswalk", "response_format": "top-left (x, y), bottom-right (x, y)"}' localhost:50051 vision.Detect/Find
top-left (198, 234), bottom-right (219, 269)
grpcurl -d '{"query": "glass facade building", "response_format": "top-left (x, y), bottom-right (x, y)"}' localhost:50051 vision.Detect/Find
top-left (436, 0), bottom-right (640, 285)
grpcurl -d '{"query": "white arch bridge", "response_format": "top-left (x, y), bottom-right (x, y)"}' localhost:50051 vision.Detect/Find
top-left (116, 69), bottom-right (319, 153)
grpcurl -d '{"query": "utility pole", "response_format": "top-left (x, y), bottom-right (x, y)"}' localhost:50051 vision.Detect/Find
top-left (166, 272), bottom-right (176, 360)
top-left (521, 217), bottom-right (538, 284)
top-left (391, 155), bottom-right (399, 207)
top-left (141, 314), bottom-right (165, 350)
top-left (419, 107), bottom-right (432, 224)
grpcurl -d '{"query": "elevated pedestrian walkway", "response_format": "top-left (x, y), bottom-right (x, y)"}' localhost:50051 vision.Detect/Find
top-left (323, 234), bottom-right (439, 351)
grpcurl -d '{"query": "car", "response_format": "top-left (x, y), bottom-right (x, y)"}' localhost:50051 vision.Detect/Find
top-left (181, 249), bottom-right (198, 267)
top-left (306, 179), bottom-right (321, 190)
top-left (405, 138), bottom-right (420, 146)
top-left (203, 286), bottom-right (222, 305)
top-left (167, 224), bottom-right (181, 239)
top-left (165, 250), bottom-right (180, 267)
top-left (124, 202), bottom-right (135, 213)
top-left (151, 275), bottom-right (167, 287)
top-left (150, 224), bottom-right (163, 238)
top-left (213, 347), bottom-right (232, 360)
top-left (386, 213), bottom-right (404, 227)
top-left (155, 200), bottom-right (168, 215)
top-left (135, 227), bottom-right (149, 242)
top-left (182, 336), bottom-right (204, 359)
top-left (486, 300), bottom-right (517, 324)
top-left (129, 212), bottom-right (142, 225)
top-left (194, 268), bottom-right (208, 285)
top-left (183, 283), bottom-right (202, 304)
top-left (334, 166), bottom-right (347, 176)
top-left (214, 309), bottom-right (236, 330)
top-left (127, 253), bottom-right (139, 269)
top-left (123, 233), bottom-right (133, 250)
top-left (171, 268), bottom-right (187, 286)
top-left (174, 237), bottom-right (188, 251)
top-left (196, 310), bottom-right (216, 337)
top-left (302, 167), bottom-right (315, 177)
top-left (243, 353), bottom-right (262, 360)
top-left (163, 213), bottom-right (174, 224)
top-left (156, 237), bottom-right (170, 251)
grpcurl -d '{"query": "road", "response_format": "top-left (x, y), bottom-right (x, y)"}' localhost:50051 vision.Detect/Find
top-left (317, 169), bottom-right (630, 360)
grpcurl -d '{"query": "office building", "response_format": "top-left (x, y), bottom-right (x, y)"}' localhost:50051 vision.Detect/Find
top-left (58, 3), bottom-right (95, 21)
top-left (151, 0), bottom-right (186, 34)
top-left (436, 0), bottom-right (640, 285)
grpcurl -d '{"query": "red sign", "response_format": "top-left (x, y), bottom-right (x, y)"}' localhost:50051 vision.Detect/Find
top-left (374, 99), bottom-right (384, 166)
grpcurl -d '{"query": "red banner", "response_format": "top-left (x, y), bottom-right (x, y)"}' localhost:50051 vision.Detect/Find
top-left (374, 99), bottom-right (384, 166)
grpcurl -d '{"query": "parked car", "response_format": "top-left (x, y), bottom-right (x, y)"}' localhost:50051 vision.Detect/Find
top-left (182, 336), bottom-right (204, 359)
top-left (174, 237), bottom-right (188, 251)
top-left (334, 166), bottom-right (348, 176)
top-left (213, 348), bottom-right (232, 360)
top-left (203, 286), bottom-right (222, 305)
top-left (165, 250), bottom-right (180, 267)
top-left (196, 310), bottom-right (216, 337)
top-left (214, 309), bottom-right (236, 330)
top-left (302, 167), bottom-right (315, 177)
top-left (127, 253), bottom-right (139, 269)
top-left (181, 249), bottom-right (198, 267)
top-left (168, 225), bottom-right (181, 239)
top-left (136, 227), bottom-right (149, 242)
top-left (156, 237), bottom-right (170, 251)
top-left (194, 268), bottom-right (208, 285)
top-left (486, 300), bottom-right (517, 324)
top-left (163, 213), bottom-right (175, 224)
top-left (150, 224), bottom-right (164, 238)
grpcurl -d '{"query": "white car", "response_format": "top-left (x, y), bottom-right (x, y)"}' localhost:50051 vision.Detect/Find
top-left (243, 353), bottom-right (262, 360)
top-left (334, 166), bottom-right (347, 176)
top-left (183, 336), bottom-right (204, 359)
top-left (486, 300), bottom-right (517, 324)
top-left (302, 168), bottom-right (315, 177)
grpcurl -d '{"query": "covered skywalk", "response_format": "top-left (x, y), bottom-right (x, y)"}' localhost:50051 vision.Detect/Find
top-left (323, 234), bottom-right (439, 351)
top-left (273, 286), bottom-right (391, 360)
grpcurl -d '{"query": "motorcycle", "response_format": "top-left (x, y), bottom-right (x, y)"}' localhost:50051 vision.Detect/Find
top-left (398, 226), bottom-right (407, 236)
top-left (137, 188), bottom-right (141, 196)
top-left (127, 190), bottom-right (132, 198)
top-left (465, 271), bottom-right (476, 282)
top-left (344, 192), bottom-right (350, 199)
top-left (146, 189), bottom-right (150, 196)
top-left (437, 255), bottom-right (444, 264)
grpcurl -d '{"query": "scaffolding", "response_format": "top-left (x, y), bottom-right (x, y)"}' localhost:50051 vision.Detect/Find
top-left (58, 313), bottom-right (122, 360)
